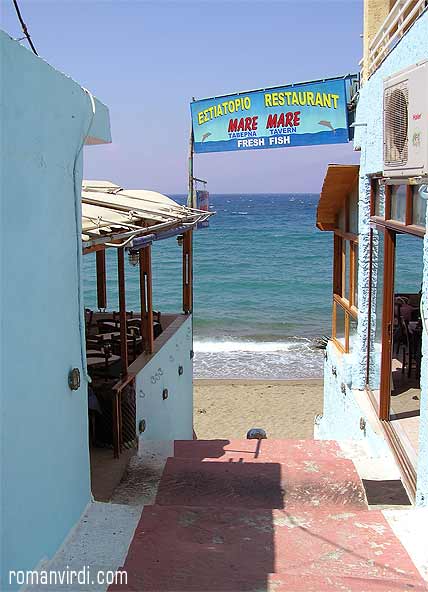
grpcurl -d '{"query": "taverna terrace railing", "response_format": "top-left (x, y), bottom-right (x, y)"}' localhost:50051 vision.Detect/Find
top-left (362, 0), bottom-right (427, 80)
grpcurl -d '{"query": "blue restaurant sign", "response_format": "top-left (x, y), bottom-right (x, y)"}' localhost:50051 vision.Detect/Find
top-left (191, 76), bottom-right (357, 154)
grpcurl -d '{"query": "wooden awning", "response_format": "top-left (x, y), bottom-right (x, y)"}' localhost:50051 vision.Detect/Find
top-left (316, 164), bottom-right (359, 231)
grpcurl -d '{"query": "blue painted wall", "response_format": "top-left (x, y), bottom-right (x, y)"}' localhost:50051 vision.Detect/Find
top-left (354, 13), bottom-right (428, 174)
top-left (136, 316), bottom-right (193, 442)
top-left (316, 342), bottom-right (392, 460)
top-left (317, 12), bottom-right (428, 505)
top-left (0, 31), bottom-right (110, 588)
top-left (418, 223), bottom-right (428, 505)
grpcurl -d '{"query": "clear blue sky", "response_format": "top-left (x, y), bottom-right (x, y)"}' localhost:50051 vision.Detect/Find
top-left (2, 0), bottom-right (362, 193)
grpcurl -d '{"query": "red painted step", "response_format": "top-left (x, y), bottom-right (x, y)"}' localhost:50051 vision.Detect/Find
top-left (109, 505), bottom-right (427, 591)
top-left (110, 575), bottom-right (426, 592)
top-left (155, 455), bottom-right (368, 510)
top-left (173, 438), bottom-right (346, 463)
top-left (267, 574), bottom-right (427, 591)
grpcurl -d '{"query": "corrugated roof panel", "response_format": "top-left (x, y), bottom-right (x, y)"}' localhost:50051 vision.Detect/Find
top-left (81, 181), bottom-right (213, 251)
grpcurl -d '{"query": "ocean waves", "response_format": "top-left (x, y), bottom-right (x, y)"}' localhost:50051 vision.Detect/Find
top-left (193, 338), bottom-right (312, 353)
top-left (193, 337), bottom-right (324, 379)
top-left (84, 193), bottom-right (331, 380)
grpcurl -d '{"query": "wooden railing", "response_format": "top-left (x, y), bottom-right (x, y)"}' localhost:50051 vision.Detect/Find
top-left (363, 0), bottom-right (427, 80)
top-left (112, 373), bottom-right (136, 458)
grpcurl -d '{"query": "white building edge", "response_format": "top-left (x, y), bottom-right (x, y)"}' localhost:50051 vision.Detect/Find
top-left (316, 0), bottom-right (428, 506)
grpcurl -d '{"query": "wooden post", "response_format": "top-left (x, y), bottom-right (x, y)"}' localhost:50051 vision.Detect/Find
top-left (187, 124), bottom-right (195, 208)
top-left (370, 179), bottom-right (375, 217)
top-left (183, 230), bottom-right (193, 314)
top-left (146, 246), bottom-right (154, 354)
top-left (117, 247), bottom-right (128, 374)
top-left (341, 240), bottom-right (347, 299)
top-left (350, 241), bottom-right (356, 308)
top-left (139, 246), bottom-right (154, 353)
top-left (333, 234), bottom-right (342, 296)
top-left (96, 249), bottom-right (107, 309)
top-left (379, 229), bottom-right (395, 420)
top-left (385, 185), bottom-right (392, 220)
top-left (139, 249), bottom-right (146, 348)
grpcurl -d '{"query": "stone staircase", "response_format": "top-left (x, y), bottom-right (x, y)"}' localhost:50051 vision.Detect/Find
top-left (109, 439), bottom-right (427, 591)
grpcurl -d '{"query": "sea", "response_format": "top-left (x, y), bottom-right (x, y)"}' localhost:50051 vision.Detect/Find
top-left (83, 194), bottom-right (334, 380)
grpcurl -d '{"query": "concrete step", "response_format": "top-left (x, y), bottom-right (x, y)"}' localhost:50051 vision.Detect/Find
top-left (267, 574), bottom-right (427, 591)
top-left (173, 438), bottom-right (347, 463)
top-left (110, 574), bottom-right (426, 592)
top-left (109, 504), bottom-right (427, 591)
top-left (155, 454), bottom-right (368, 510)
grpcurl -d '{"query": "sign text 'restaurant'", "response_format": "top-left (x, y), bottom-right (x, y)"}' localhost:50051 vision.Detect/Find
top-left (191, 77), bottom-right (352, 153)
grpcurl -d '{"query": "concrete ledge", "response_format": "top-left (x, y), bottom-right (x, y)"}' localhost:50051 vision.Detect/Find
top-left (384, 507), bottom-right (428, 583)
top-left (24, 503), bottom-right (140, 592)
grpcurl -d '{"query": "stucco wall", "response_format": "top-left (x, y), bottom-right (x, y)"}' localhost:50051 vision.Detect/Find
top-left (136, 316), bottom-right (193, 444)
top-left (316, 343), bottom-right (393, 461)
top-left (416, 204), bottom-right (428, 505)
top-left (317, 344), bottom-right (361, 442)
top-left (0, 32), bottom-right (110, 588)
top-left (357, 11), bottom-right (428, 506)
top-left (318, 12), bottom-right (428, 505)
top-left (354, 12), bottom-right (428, 170)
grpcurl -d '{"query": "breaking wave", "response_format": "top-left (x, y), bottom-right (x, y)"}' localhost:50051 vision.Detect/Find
top-left (193, 338), bottom-right (323, 380)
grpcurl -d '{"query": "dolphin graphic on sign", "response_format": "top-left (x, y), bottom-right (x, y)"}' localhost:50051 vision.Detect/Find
top-left (318, 120), bottom-right (335, 133)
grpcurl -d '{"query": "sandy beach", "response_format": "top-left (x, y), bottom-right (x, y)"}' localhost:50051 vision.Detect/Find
top-left (193, 378), bottom-right (324, 440)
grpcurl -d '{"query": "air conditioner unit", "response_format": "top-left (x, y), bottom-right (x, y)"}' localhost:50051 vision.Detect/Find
top-left (383, 60), bottom-right (428, 178)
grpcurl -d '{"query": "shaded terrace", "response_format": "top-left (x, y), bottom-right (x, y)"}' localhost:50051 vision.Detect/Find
top-left (81, 181), bottom-right (212, 475)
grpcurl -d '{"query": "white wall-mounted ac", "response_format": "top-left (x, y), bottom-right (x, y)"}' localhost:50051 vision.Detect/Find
top-left (383, 60), bottom-right (428, 178)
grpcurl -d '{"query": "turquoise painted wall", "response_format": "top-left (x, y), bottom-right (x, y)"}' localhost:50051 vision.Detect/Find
top-left (355, 11), bottom-right (428, 506)
top-left (354, 13), bottom-right (428, 175)
top-left (136, 316), bottom-right (193, 442)
top-left (0, 31), bottom-right (110, 588)
top-left (318, 12), bottom-right (428, 505)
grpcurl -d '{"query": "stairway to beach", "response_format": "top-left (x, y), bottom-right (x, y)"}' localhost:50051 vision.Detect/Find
top-left (109, 439), bottom-right (427, 591)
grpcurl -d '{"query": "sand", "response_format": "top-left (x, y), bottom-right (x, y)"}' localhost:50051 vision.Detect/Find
top-left (193, 378), bottom-right (324, 440)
